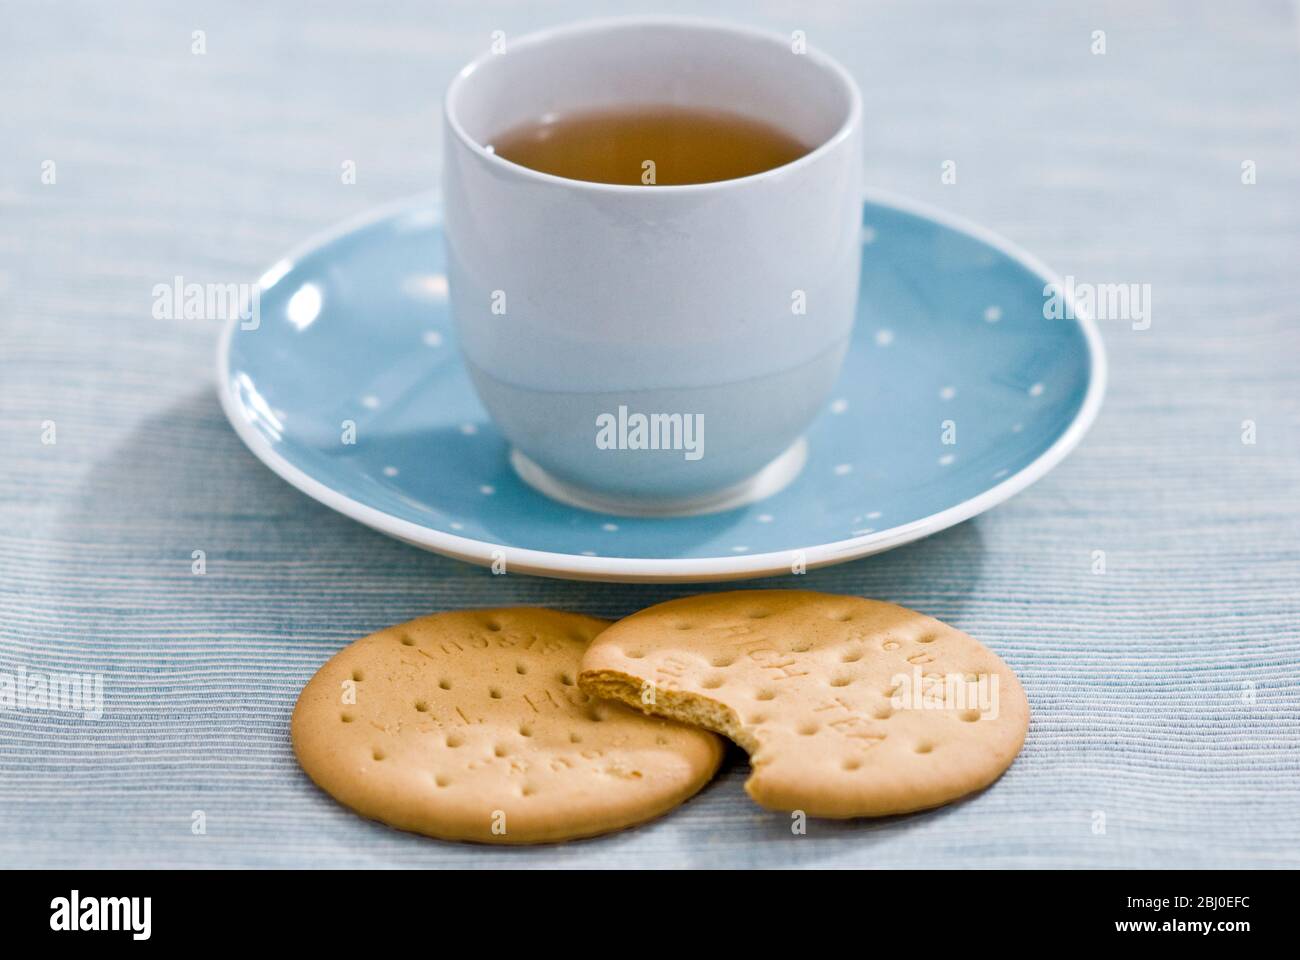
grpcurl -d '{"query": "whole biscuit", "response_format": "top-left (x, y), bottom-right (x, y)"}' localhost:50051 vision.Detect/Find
top-left (292, 608), bottom-right (723, 844)
top-left (579, 590), bottom-right (1029, 818)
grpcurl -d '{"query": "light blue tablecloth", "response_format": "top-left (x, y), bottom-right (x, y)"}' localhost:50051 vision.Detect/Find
top-left (2, 0), bottom-right (1298, 868)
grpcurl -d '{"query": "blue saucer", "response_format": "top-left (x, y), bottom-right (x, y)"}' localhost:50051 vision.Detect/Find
top-left (218, 192), bottom-right (1104, 582)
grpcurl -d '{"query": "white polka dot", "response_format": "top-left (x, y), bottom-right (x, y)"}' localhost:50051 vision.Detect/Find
top-left (285, 283), bottom-right (322, 330)
top-left (459, 423), bottom-right (478, 435)
top-left (1011, 422), bottom-right (1024, 433)
top-left (874, 329), bottom-right (894, 347)
top-left (757, 513), bottom-right (774, 523)
top-left (423, 330), bottom-right (444, 347)
top-left (450, 522), bottom-right (464, 531)
top-left (581, 550), bottom-right (597, 557)
top-left (993, 468), bottom-right (1010, 479)
top-left (866, 511), bottom-right (882, 520)
top-left (853, 528), bottom-right (875, 536)
top-left (405, 274), bottom-right (449, 301)
top-left (361, 395), bottom-right (380, 409)
top-left (601, 523), bottom-right (619, 532)
top-left (479, 484), bottom-right (495, 495)
top-left (731, 546), bottom-right (749, 553)
top-left (861, 225), bottom-right (877, 245)
top-left (939, 386), bottom-right (956, 400)
top-left (938, 454), bottom-right (955, 466)
top-left (834, 463), bottom-right (853, 476)
top-left (1029, 382), bottom-right (1045, 397)
top-left (382, 465), bottom-right (398, 477)
top-left (984, 305), bottom-right (1002, 323)
top-left (829, 398), bottom-right (849, 415)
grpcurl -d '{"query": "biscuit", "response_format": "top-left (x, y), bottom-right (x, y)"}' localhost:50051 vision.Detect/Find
top-left (579, 590), bottom-right (1028, 818)
top-left (292, 608), bottom-right (724, 844)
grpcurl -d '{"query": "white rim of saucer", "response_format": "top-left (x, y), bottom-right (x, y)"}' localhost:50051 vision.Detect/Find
top-left (215, 189), bottom-right (1107, 584)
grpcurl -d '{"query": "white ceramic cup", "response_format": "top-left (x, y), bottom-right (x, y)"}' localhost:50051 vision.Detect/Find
top-left (443, 17), bottom-right (863, 515)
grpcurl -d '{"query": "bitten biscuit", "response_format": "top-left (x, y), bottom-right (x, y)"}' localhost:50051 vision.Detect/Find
top-left (579, 590), bottom-right (1029, 818)
top-left (292, 608), bottom-right (723, 844)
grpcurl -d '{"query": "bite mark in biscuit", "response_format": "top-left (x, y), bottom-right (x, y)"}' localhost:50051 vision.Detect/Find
top-left (579, 591), bottom-right (1029, 819)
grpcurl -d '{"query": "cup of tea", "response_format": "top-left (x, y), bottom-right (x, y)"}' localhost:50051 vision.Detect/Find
top-left (443, 17), bottom-right (863, 515)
